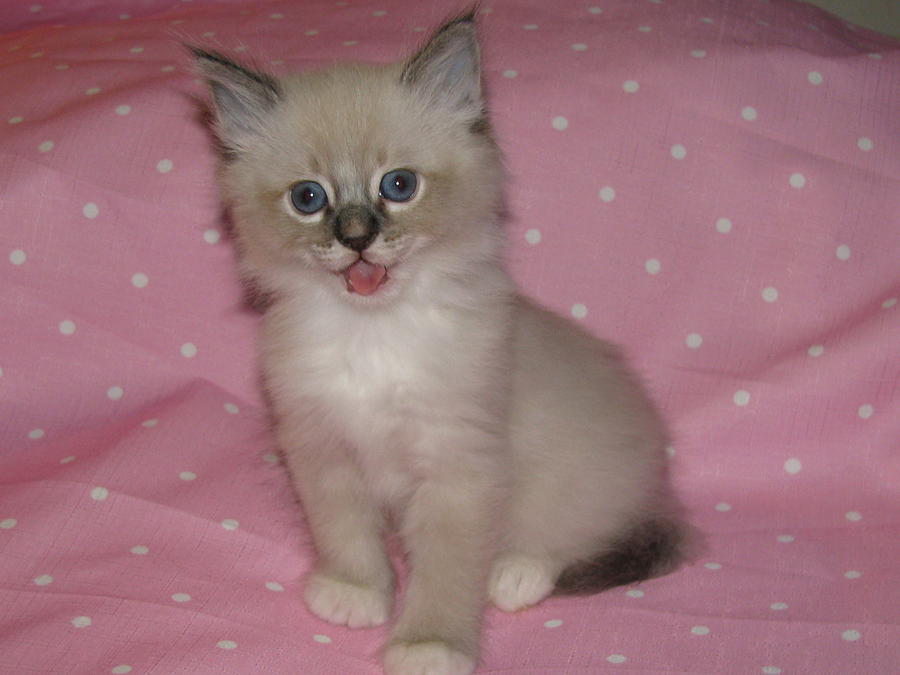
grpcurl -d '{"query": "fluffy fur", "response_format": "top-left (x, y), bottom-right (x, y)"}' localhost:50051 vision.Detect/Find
top-left (194, 12), bottom-right (686, 675)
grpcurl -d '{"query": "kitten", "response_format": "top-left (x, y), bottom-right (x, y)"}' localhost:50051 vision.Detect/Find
top-left (194, 12), bottom-right (686, 675)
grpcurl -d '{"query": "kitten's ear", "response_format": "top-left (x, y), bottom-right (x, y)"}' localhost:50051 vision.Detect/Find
top-left (400, 12), bottom-right (483, 120)
top-left (190, 47), bottom-right (281, 153)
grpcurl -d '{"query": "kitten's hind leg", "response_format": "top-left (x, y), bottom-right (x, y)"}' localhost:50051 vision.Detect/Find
top-left (488, 553), bottom-right (563, 612)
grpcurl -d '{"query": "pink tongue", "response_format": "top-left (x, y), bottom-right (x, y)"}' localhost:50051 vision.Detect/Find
top-left (343, 259), bottom-right (387, 296)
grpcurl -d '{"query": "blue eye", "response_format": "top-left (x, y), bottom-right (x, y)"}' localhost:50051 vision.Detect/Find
top-left (379, 169), bottom-right (417, 202)
top-left (290, 181), bottom-right (327, 214)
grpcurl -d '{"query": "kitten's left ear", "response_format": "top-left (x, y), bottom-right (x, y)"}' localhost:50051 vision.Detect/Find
top-left (400, 12), bottom-right (483, 121)
top-left (190, 46), bottom-right (281, 154)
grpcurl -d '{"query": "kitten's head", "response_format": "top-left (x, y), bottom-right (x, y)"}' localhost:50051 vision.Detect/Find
top-left (194, 13), bottom-right (504, 305)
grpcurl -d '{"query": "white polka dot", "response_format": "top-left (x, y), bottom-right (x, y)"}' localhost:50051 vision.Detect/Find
top-left (179, 471), bottom-right (197, 481)
top-left (762, 286), bottom-right (778, 302)
top-left (625, 589), bottom-right (644, 598)
top-left (645, 258), bottom-right (661, 275)
top-left (9, 116), bottom-right (24, 125)
top-left (59, 320), bottom-right (76, 335)
top-left (691, 625), bottom-right (710, 635)
top-left (599, 186), bottom-right (615, 202)
top-left (588, 7), bottom-right (603, 14)
top-left (29, 428), bottom-right (45, 440)
top-left (670, 144), bottom-right (687, 160)
top-left (502, 69), bottom-right (518, 78)
top-left (180, 342), bottom-right (198, 358)
top-left (741, 106), bottom-right (757, 121)
top-left (265, 581), bottom-right (284, 592)
top-left (224, 402), bottom-right (239, 414)
top-left (637, 26), bottom-right (652, 33)
top-left (523, 24), bottom-right (538, 30)
top-left (857, 404), bottom-right (873, 419)
top-left (571, 43), bottom-right (587, 51)
top-left (715, 502), bottom-right (732, 512)
top-left (733, 390), bottom-right (750, 406)
top-left (571, 303), bottom-right (588, 319)
top-left (845, 510), bottom-right (862, 522)
top-left (156, 159), bottom-right (173, 173)
top-left (55, 64), bottom-right (69, 70)
top-left (38, 140), bottom-right (54, 152)
top-left (808, 344), bottom-right (824, 357)
top-left (607, 655), bottom-right (627, 664)
top-left (313, 634), bottom-right (331, 643)
top-left (544, 619), bottom-right (563, 628)
top-left (120, 14), bottom-right (131, 20)
top-left (30, 4), bottom-right (43, 11)
top-left (776, 534), bottom-right (794, 543)
top-left (372, 10), bottom-right (387, 17)
top-left (622, 80), bottom-right (639, 93)
top-left (71, 616), bottom-right (92, 628)
top-left (784, 458), bottom-right (801, 474)
top-left (86, 87), bottom-right (102, 96)
top-left (30, 51), bottom-right (44, 59)
top-left (130, 545), bottom-right (149, 555)
top-left (841, 629), bottom-right (860, 642)
top-left (808, 71), bottom-right (823, 85)
top-left (551, 116), bottom-right (568, 130)
top-left (107, 386), bottom-right (124, 400)
top-left (161, 65), bottom-right (175, 72)
top-left (342, 41), bottom-right (357, 47)
top-left (844, 570), bottom-right (861, 579)
top-left (34, 574), bottom-right (54, 586)
top-left (217, 640), bottom-right (237, 649)
top-left (171, 593), bottom-right (191, 603)
top-left (305, 29), bottom-right (319, 36)
top-left (665, 445), bottom-right (675, 457)
top-left (141, 419), bottom-right (158, 427)
top-left (835, 245), bottom-right (850, 261)
top-left (761, 668), bottom-right (782, 675)
top-left (715, 217), bottom-right (732, 233)
top-left (704, 562), bottom-right (722, 570)
top-left (868, 52), bottom-right (882, 59)
top-left (525, 229), bottom-right (541, 245)
top-left (789, 173), bottom-right (806, 189)
top-left (131, 273), bottom-right (148, 288)
top-left (856, 137), bottom-right (873, 152)
top-left (685, 333), bottom-right (702, 349)
top-left (883, 297), bottom-right (897, 309)
top-left (203, 229), bottom-right (221, 244)
top-left (221, 518), bottom-right (239, 531)
top-left (690, 49), bottom-right (707, 58)
top-left (90, 487), bottom-right (109, 501)
top-left (83, 202), bottom-right (99, 219)
top-left (263, 453), bottom-right (279, 463)
top-left (111, 667), bottom-right (133, 674)
top-left (115, 105), bottom-right (132, 115)
top-left (60, 455), bottom-right (75, 464)
top-left (770, 602), bottom-right (788, 611)
top-left (700, 17), bottom-right (714, 24)
top-left (0, 518), bottom-right (17, 529)
top-left (10, 249), bottom-right (27, 265)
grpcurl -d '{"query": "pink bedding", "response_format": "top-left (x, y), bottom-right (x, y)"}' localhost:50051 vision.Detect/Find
top-left (1, 1), bottom-right (898, 673)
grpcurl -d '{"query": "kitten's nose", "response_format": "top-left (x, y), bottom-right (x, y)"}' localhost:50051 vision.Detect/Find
top-left (334, 205), bottom-right (380, 252)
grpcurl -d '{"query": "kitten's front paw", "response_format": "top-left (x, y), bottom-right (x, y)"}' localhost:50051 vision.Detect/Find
top-left (489, 554), bottom-right (555, 612)
top-left (383, 641), bottom-right (475, 675)
top-left (304, 572), bottom-right (390, 628)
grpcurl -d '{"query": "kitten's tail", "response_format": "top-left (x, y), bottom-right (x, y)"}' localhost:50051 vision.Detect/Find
top-left (554, 516), bottom-right (689, 595)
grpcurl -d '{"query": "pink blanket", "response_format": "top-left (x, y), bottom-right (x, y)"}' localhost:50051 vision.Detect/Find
top-left (1, 1), bottom-right (897, 673)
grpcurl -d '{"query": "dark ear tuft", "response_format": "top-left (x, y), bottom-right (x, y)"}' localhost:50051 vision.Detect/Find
top-left (400, 11), bottom-right (483, 121)
top-left (189, 46), bottom-right (281, 153)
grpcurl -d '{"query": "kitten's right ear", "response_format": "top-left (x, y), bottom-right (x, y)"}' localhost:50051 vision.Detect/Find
top-left (190, 47), bottom-right (281, 153)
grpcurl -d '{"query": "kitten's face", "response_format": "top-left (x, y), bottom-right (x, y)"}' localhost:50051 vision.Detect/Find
top-left (197, 18), bottom-right (503, 304)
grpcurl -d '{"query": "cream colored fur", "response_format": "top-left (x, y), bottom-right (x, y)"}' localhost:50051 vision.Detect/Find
top-left (195, 14), bottom-right (682, 675)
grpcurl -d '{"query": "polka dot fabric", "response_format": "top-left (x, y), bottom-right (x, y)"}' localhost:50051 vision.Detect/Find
top-left (1, 1), bottom-right (898, 673)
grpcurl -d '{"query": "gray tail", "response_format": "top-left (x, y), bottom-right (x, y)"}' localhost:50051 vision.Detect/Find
top-left (554, 517), bottom-right (686, 595)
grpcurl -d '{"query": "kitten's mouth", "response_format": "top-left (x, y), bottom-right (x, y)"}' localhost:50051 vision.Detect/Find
top-left (341, 257), bottom-right (388, 296)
